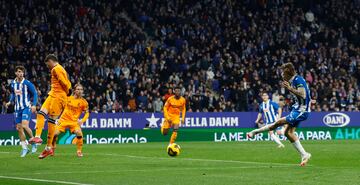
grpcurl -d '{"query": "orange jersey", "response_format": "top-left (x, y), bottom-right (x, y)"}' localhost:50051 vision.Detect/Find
top-left (48, 64), bottom-right (71, 97)
top-left (164, 96), bottom-right (186, 118)
top-left (59, 96), bottom-right (88, 123)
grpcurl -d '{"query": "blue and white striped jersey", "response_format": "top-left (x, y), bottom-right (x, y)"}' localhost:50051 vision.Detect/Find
top-left (290, 75), bottom-right (311, 113)
top-left (259, 100), bottom-right (279, 124)
top-left (9, 79), bottom-right (38, 111)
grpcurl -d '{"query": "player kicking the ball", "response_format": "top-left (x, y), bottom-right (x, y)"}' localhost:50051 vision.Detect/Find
top-left (247, 63), bottom-right (312, 166)
top-left (39, 84), bottom-right (89, 159)
top-left (161, 86), bottom-right (186, 146)
top-left (255, 92), bottom-right (284, 148)
top-left (30, 54), bottom-right (72, 158)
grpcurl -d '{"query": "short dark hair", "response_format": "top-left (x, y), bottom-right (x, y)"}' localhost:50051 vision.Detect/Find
top-left (173, 86), bottom-right (181, 90)
top-left (44, 54), bottom-right (58, 63)
top-left (15, 65), bottom-right (25, 73)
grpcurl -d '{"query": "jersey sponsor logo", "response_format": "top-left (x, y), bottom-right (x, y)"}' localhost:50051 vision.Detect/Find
top-left (323, 112), bottom-right (350, 127)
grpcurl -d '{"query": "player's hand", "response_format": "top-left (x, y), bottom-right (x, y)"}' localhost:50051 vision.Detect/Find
top-left (281, 81), bottom-right (291, 89)
top-left (77, 119), bottom-right (82, 126)
top-left (5, 102), bottom-right (11, 108)
top-left (31, 106), bottom-right (37, 113)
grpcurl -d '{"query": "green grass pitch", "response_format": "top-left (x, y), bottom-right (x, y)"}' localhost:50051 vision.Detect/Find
top-left (0, 140), bottom-right (359, 185)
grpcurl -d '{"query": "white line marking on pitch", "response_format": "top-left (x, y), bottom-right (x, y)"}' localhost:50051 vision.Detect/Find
top-left (102, 153), bottom-right (300, 166)
top-left (0, 151), bottom-right (300, 166)
top-left (7, 165), bottom-right (290, 176)
top-left (0, 151), bottom-right (305, 167)
top-left (0, 175), bottom-right (93, 185)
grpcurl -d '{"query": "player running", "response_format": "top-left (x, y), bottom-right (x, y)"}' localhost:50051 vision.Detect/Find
top-left (29, 54), bottom-right (71, 157)
top-left (6, 66), bottom-right (38, 157)
top-left (255, 92), bottom-right (284, 148)
top-left (161, 86), bottom-right (186, 146)
top-left (247, 62), bottom-right (312, 166)
top-left (39, 84), bottom-right (89, 159)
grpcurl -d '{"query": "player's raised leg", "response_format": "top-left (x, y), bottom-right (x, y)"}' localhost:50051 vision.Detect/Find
top-left (30, 109), bottom-right (48, 144)
top-left (247, 117), bottom-right (287, 138)
top-left (285, 126), bottom-right (311, 166)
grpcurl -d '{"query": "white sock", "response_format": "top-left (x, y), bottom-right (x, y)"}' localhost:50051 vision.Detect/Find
top-left (270, 133), bottom-right (283, 145)
top-left (292, 140), bottom-right (307, 157)
top-left (253, 124), bottom-right (273, 134)
top-left (20, 141), bottom-right (27, 150)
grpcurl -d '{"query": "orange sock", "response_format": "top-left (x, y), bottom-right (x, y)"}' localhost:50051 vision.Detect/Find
top-left (170, 131), bottom-right (178, 144)
top-left (76, 136), bottom-right (83, 152)
top-left (35, 112), bottom-right (46, 137)
top-left (47, 123), bottom-right (56, 147)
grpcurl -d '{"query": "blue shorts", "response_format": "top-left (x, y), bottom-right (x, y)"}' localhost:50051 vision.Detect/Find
top-left (14, 108), bottom-right (32, 124)
top-left (286, 111), bottom-right (309, 127)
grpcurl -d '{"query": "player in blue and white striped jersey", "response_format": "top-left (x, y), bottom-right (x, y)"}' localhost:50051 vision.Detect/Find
top-left (5, 66), bottom-right (38, 157)
top-left (255, 92), bottom-right (284, 148)
top-left (248, 62), bottom-right (312, 166)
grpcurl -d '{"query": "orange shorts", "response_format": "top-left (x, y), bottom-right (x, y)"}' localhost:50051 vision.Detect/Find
top-left (162, 116), bottom-right (180, 129)
top-left (56, 120), bottom-right (81, 133)
top-left (41, 95), bottom-right (66, 117)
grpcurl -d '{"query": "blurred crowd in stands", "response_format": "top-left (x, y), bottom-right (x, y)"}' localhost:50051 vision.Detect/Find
top-left (1, 0), bottom-right (359, 113)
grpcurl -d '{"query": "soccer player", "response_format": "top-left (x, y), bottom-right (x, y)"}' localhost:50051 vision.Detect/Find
top-left (255, 92), bottom-right (284, 148)
top-left (247, 62), bottom-right (312, 166)
top-left (39, 84), bottom-right (89, 159)
top-left (161, 86), bottom-right (186, 146)
top-left (5, 66), bottom-right (38, 157)
top-left (29, 54), bottom-right (71, 156)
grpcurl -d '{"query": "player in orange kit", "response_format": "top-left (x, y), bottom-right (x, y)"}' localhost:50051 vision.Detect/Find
top-left (30, 54), bottom-right (71, 156)
top-left (39, 84), bottom-right (89, 159)
top-left (161, 86), bottom-right (186, 145)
